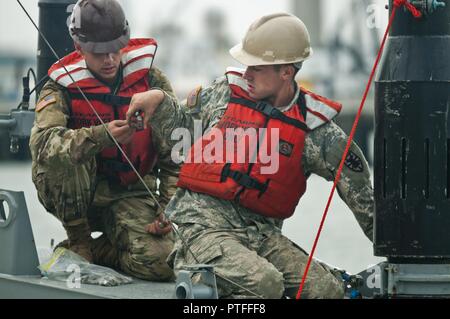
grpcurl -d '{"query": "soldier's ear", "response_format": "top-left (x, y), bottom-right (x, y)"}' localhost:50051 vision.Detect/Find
top-left (280, 65), bottom-right (295, 81)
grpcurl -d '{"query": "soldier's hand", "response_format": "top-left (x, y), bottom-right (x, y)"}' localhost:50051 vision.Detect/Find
top-left (126, 90), bottom-right (165, 129)
top-left (145, 213), bottom-right (172, 236)
top-left (107, 120), bottom-right (135, 144)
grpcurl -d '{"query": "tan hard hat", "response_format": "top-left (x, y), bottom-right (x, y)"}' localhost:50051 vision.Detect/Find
top-left (230, 13), bottom-right (313, 66)
top-left (69, 0), bottom-right (130, 54)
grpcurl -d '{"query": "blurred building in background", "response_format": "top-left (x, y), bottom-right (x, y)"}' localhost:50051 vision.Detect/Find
top-left (1, 0), bottom-right (388, 162)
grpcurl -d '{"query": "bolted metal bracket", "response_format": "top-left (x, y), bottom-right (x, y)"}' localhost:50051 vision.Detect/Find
top-left (0, 190), bottom-right (40, 276)
top-left (355, 262), bottom-right (450, 298)
top-left (386, 263), bottom-right (450, 297)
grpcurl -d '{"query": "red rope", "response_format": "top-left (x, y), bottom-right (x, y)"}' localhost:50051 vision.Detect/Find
top-left (296, 1), bottom-right (421, 299)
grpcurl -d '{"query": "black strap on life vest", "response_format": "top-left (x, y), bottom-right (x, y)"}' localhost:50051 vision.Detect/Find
top-left (70, 92), bottom-right (132, 106)
top-left (100, 159), bottom-right (134, 172)
top-left (221, 163), bottom-right (269, 196)
top-left (229, 97), bottom-right (309, 132)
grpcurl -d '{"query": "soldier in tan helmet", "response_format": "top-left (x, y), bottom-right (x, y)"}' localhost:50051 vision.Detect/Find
top-left (127, 13), bottom-right (374, 298)
top-left (30, 0), bottom-right (178, 282)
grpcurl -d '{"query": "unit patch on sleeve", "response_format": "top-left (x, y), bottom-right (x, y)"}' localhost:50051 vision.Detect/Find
top-left (186, 85), bottom-right (202, 109)
top-left (344, 151), bottom-right (364, 172)
top-left (36, 95), bottom-right (57, 112)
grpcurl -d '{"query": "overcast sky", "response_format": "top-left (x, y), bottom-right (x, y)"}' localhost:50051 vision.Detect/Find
top-left (2, 0), bottom-right (388, 54)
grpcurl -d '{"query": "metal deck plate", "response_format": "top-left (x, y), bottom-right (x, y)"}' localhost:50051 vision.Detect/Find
top-left (0, 273), bottom-right (175, 299)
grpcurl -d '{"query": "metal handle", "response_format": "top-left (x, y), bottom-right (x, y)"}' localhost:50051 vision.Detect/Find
top-left (0, 118), bottom-right (17, 130)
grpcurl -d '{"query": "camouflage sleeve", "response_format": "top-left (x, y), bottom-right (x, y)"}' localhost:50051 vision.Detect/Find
top-left (302, 121), bottom-right (374, 242)
top-left (147, 67), bottom-right (180, 211)
top-left (150, 76), bottom-right (230, 157)
top-left (29, 80), bottom-right (115, 166)
top-left (148, 67), bottom-right (177, 100)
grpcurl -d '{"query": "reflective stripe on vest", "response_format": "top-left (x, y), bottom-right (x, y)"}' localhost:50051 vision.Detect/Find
top-left (48, 39), bottom-right (158, 186)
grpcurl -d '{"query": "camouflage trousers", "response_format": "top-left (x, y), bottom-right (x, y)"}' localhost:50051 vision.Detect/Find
top-left (166, 189), bottom-right (344, 299)
top-left (169, 223), bottom-right (344, 299)
top-left (32, 157), bottom-right (175, 282)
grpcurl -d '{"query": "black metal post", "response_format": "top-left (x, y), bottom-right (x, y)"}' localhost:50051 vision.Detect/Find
top-left (374, 0), bottom-right (450, 261)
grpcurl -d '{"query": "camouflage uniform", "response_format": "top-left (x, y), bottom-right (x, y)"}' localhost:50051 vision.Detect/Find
top-left (30, 67), bottom-right (179, 282)
top-left (150, 75), bottom-right (374, 298)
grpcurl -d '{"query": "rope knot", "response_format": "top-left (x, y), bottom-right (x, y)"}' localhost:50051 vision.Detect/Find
top-left (394, 0), bottom-right (423, 18)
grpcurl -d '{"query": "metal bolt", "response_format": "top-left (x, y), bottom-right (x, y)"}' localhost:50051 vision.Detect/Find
top-left (9, 136), bottom-right (19, 154)
top-left (133, 111), bottom-right (144, 131)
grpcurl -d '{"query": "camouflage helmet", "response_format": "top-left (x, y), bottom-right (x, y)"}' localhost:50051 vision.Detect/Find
top-left (69, 0), bottom-right (130, 53)
top-left (229, 13), bottom-right (313, 66)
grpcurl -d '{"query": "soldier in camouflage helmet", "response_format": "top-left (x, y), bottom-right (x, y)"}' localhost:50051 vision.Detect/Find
top-left (30, 0), bottom-right (178, 281)
top-left (127, 13), bottom-right (374, 297)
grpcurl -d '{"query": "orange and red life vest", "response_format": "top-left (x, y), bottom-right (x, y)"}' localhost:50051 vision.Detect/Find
top-left (48, 38), bottom-right (158, 186)
top-left (177, 68), bottom-right (342, 219)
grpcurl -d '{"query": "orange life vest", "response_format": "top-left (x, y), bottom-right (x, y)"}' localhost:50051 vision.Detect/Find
top-left (48, 38), bottom-right (158, 186)
top-left (177, 68), bottom-right (342, 219)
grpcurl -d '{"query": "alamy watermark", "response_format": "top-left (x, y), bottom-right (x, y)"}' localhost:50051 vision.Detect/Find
top-left (366, 3), bottom-right (387, 29)
top-left (365, 264), bottom-right (382, 289)
top-left (66, 264), bottom-right (81, 289)
top-left (171, 120), bottom-right (281, 174)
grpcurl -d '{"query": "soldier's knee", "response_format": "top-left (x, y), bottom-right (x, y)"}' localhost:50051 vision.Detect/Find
top-left (228, 265), bottom-right (284, 299)
top-left (305, 274), bottom-right (344, 299)
top-left (320, 270), bottom-right (345, 299)
top-left (119, 236), bottom-right (175, 282)
top-left (33, 161), bottom-right (96, 223)
top-left (322, 279), bottom-right (345, 299)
